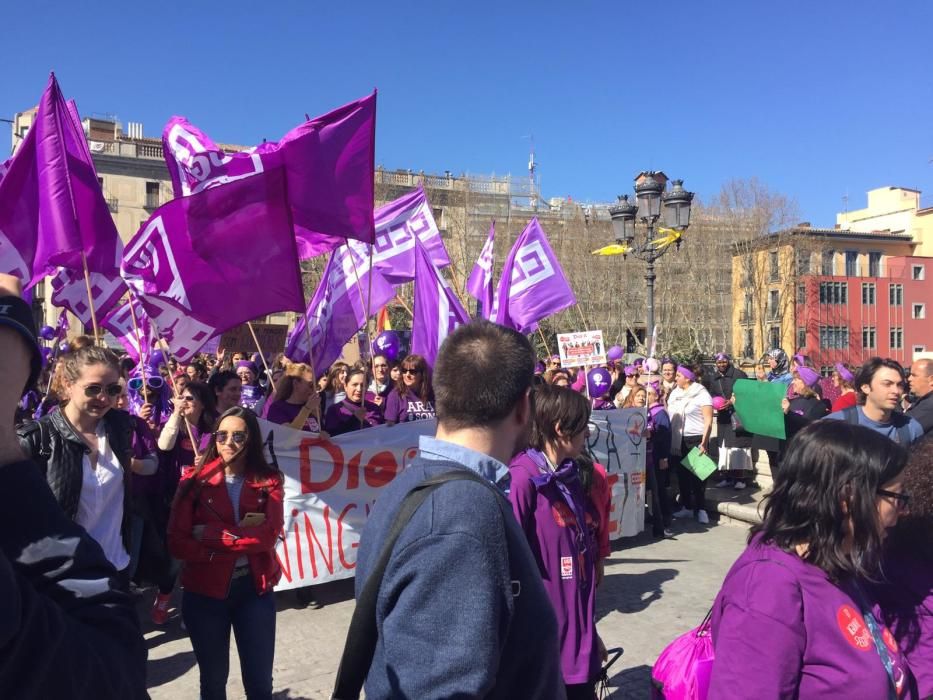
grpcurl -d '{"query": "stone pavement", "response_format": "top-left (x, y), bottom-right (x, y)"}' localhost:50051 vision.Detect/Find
top-left (144, 519), bottom-right (749, 699)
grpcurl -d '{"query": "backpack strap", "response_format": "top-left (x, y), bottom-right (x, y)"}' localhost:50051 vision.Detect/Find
top-left (331, 468), bottom-right (509, 700)
top-left (841, 406), bottom-right (859, 425)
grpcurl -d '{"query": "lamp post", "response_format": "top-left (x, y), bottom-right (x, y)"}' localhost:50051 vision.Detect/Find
top-left (608, 171), bottom-right (693, 353)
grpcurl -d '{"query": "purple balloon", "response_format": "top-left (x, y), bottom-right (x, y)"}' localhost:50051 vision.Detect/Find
top-left (587, 367), bottom-right (612, 398)
top-left (58, 341), bottom-right (71, 354)
top-left (606, 345), bottom-right (624, 362)
top-left (150, 349), bottom-right (167, 368)
top-left (373, 331), bottom-right (400, 362)
top-left (39, 346), bottom-right (52, 366)
top-left (39, 325), bottom-right (56, 341)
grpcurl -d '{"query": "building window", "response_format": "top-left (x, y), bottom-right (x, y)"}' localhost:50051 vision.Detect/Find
top-left (796, 251), bottom-right (810, 275)
top-left (819, 281), bottom-right (848, 304)
top-left (891, 327), bottom-right (904, 350)
top-left (862, 282), bottom-right (876, 305)
top-left (797, 327), bottom-right (806, 350)
top-left (914, 345), bottom-right (927, 355)
top-left (868, 252), bottom-right (882, 277)
top-left (821, 250), bottom-right (835, 276)
top-left (768, 290), bottom-right (780, 319)
top-left (819, 365), bottom-right (834, 378)
top-left (889, 283), bottom-right (903, 306)
top-left (769, 251), bottom-right (779, 281)
top-left (863, 326), bottom-right (876, 349)
top-left (819, 325), bottom-right (849, 349)
top-left (145, 181), bottom-right (160, 209)
top-left (913, 264), bottom-right (925, 281)
top-left (797, 283), bottom-right (806, 305)
top-left (741, 294), bottom-right (753, 325)
top-left (913, 303), bottom-right (926, 319)
top-left (769, 326), bottom-right (781, 350)
top-left (845, 250), bottom-right (859, 277)
top-left (744, 330), bottom-right (754, 358)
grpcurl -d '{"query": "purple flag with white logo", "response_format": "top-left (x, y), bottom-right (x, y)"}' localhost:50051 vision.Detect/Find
top-left (120, 167), bottom-right (304, 361)
top-left (466, 221), bottom-right (495, 318)
top-left (285, 240), bottom-right (396, 372)
top-left (101, 294), bottom-right (151, 362)
top-left (370, 186), bottom-right (450, 285)
top-left (50, 267), bottom-right (126, 329)
top-left (493, 218), bottom-right (576, 334)
top-left (0, 74), bottom-right (122, 287)
top-left (162, 92), bottom-right (377, 259)
top-left (412, 240), bottom-right (471, 367)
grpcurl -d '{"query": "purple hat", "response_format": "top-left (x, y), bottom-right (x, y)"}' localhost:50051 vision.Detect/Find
top-left (587, 367), bottom-right (612, 398)
top-left (535, 360), bottom-right (546, 375)
top-left (714, 352), bottom-right (730, 362)
top-left (633, 357), bottom-right (645, 368)
top-left (236, 360), bottom-right (258, 376)
top-left (834, 363), bottom-right (854, 383)
top-left (793, 353), bottom-right (808, 366)
top-left (606, 345), bottom-right (624, 362)
top-left (676, 365), bottom-right (696, 381)
top-left (796, 366), bottom-right (820, 388)
top-left (624, 365), bottom-right (637, 377)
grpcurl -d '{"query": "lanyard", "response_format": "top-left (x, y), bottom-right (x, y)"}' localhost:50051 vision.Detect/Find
top-left (852, 584), bottom-right (901, 700)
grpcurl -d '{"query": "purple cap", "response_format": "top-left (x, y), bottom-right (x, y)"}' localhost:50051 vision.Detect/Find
top-left (796, 366), bottom-right (820, 388)
top-left (793, 353), bottom-right (808, 366)
top-left (677, 366), bottom-right (696, 381)
top-left (834, 363), bottom-right (854, 383)
top-left (606, 345), bottom-right (624, 361)
top-left (715, 352), bottom-right (730, 362)
top-left (535, 361), bottom-right (546, 375)
top-left (235, 360), bottom-right (257, 375)
top-left (624, 365), bottom-right (637, 377)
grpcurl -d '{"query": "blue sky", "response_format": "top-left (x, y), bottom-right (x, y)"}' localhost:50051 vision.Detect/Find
top-left (4, 1), bottom-right (932, 225)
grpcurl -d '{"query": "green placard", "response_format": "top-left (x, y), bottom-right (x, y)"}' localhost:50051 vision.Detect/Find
top-left (681, 447), bottom-right (719, 481)
top-left (733, 379), bottom-right (787, 440)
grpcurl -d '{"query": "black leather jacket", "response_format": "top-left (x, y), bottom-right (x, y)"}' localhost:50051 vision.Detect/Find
top-left (17, 409), bottom-right (135, 553)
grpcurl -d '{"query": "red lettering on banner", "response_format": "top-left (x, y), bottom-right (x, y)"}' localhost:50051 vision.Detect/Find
top-left (299, 438), bottom-right (344, 493)
top-left (346, 452), bottom-right (361, 489)
top-left (294, 521), bottom-right (304, 579)
top-left (276, 526), bottom-right (293, 583)
top-left (337, 503), bottom-right (358, 569)
top-left (607, 473), bottom-right (619, 534)
top-left (304, 510), bottom-right (335, 577)
top-left (365, 451), bottom-right (399, 488)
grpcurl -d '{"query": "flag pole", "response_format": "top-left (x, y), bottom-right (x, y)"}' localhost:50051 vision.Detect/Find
top-left (537, 327), bottom-right (554, 358)
top-left (347, 246), bottom-right (377, 378)
top-left (575, 304), bottom-right (589, 332)
top-left (80, 253), bottom-right (101, 345)
top-left (393, 295), bottom-right (414, 318)
top-left (247, 321), bottom-right (279, 397)
top-left (127, 297), bottom-right (150, 405)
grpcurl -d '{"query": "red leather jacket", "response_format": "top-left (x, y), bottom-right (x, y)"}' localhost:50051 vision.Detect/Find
top-left (168, 458), bottom-right (284, 599)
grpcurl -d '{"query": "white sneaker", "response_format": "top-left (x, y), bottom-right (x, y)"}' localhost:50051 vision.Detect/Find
top-left (734, 481), bottom-right (747, 490)
top-left (697, 510), bottom-right (710, 524)
top-left (673, 508), bottom-right (693, 519)
top-left (715, 479), bottom-right (732, 488)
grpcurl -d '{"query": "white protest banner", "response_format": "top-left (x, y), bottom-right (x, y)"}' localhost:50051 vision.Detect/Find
top-left (264, 409), bottom-right (645, 591)
top-left (557, 329), bottom-right (607, 368)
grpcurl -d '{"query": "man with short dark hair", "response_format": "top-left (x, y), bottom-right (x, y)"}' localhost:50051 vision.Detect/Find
top-left (353, 320), bottom-right (565, 698)
top-left (907, 358), bottom-right (933, 434)
top-left (826, 357), bottom-right (923, 445)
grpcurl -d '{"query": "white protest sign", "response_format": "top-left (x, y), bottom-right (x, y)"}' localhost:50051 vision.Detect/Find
top-left (557, 330), bottom-right (607, 368)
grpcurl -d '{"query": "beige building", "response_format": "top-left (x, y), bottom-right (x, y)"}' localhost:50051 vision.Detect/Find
top-left (837, 186), bottom-right (933, 256)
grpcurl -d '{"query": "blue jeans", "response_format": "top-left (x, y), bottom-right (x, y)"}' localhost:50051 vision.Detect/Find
top-left (182, 575), bottom-right (276, 700)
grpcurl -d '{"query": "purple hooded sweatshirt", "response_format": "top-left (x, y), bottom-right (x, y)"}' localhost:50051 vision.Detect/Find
top-left (710, 536), bottom-right (915, 699)
top-left (508, 449), bottom-right (601, 685)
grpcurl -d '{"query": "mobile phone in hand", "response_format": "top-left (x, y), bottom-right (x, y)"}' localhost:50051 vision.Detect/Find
top-left (239, 512), bottom-right (266, 527)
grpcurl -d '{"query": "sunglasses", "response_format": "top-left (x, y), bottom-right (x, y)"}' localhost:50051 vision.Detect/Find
top-left (402, 368), bottom-right (423, 376)
top-left (128, 376), bottom-right (164, 392)
top-left (180, 395), bottom-right (196, 402)
top-left (877, 488), bottom-right (910, 510)
top-left (83, 383), bottom-right (123, 399)
top-left (214, 430), bottom-right (248, 445)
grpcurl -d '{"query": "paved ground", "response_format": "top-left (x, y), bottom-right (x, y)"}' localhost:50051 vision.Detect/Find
top-left (144, 518), bottom-right (749, 699)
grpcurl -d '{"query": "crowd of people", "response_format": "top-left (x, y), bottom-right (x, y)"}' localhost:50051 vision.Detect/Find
top-left (3, 282), bottom-right (932, 698)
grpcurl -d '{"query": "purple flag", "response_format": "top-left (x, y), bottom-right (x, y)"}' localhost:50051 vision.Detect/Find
top-left (466, 221), bottom-right (495, 318)
top-left (493, 218), bottom-right (576, 334)
top-left (49, 267), bottom-right (126, 329)
top-left (286, 240), bottom-right (395, 372)
top-left (162, 92), bottom-right (377, 259)
top-left (371, 186), bottom-right (450, 285)
top-left (120, 167), bottom-right (304, 361)
top-left (0, 74), bottom-right (122, 287)
top-left (412, 241), bottom-right (471, 367)
top-left (101, 295), bottom-right (151, 362)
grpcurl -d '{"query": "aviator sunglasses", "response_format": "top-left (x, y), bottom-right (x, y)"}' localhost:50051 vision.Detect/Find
top-left (128, 376), bottom-right (164, 392)
top-left (214, 430), bottom-right (248, 445)
top-left (82, 383), bottom-right (123, 399)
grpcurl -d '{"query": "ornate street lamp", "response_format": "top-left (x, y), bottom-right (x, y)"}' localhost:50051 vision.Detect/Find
top-left (608, 171), bottom-right (693, 352)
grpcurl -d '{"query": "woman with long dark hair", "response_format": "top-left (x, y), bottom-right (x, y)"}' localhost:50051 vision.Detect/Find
top-left (872, 435), bottom-right (933, 698)
top-left (384, 354), bottom-right (435, 425)
top-left (709, 421), bottom-right (915, 698)
top-left (323, 368), bottom-right (384, 436)
top-left (168, 406), bottom-right (284, 700)
top-left (508, 385), bottom-right (604, 698)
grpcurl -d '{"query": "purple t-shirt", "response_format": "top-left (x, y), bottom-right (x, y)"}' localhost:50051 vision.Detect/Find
top-left (508, 450), bottom-right (600, 685)
top-left (384, 390), bottom-right (436, 424)
top-left (265, 399), bottom-right (321, 433)
top-left (710, 536), bottom-right (914, 699)
top-left (128, 415), bottom-right (159, 497)
top-left (323, 399), bottom-right (384, 437)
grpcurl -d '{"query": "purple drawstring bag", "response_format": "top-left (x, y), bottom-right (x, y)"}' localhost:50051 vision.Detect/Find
top-left (650, 611), bottom-right (714, 700)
